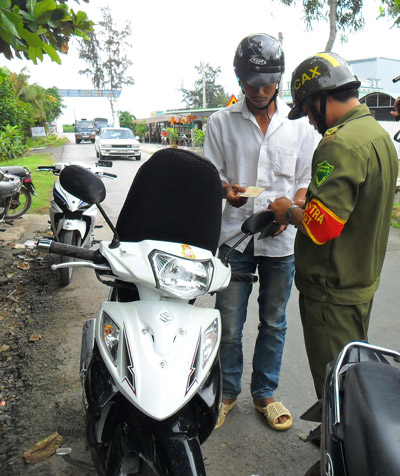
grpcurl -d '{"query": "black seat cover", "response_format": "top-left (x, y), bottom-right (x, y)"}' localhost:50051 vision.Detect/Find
top-left (116, 148), bottom-right (222, 255)
top-left (342, 360), bottom-right (400, 476)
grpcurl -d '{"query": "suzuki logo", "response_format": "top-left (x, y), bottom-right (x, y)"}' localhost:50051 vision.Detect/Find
top-left (250, 57), bottom-right (267, 66)
top-left (159, 311), bottom-right (173, 323)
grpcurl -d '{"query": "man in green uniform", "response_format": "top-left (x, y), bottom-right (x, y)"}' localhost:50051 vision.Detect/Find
top-left (270, 52), bottom-right (398, 398)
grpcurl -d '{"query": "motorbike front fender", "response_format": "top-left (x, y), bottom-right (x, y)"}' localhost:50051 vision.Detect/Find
top-left (59, 218), bottom-right (87, 240)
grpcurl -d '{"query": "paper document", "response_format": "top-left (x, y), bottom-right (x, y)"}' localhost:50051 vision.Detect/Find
top-left (239, 186), bottom-right (266, 198)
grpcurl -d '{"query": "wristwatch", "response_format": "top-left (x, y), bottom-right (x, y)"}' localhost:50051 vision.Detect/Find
top-left (285, 204), bottom-right (301, 225)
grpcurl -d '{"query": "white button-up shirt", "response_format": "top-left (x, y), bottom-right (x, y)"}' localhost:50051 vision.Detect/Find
top-left (203, 97), bottom-right (319, 257)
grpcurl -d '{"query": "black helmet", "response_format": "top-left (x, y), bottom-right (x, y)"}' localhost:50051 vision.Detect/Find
top-left (288, 52), bottom-right (360, 120)
top-left (233, 33), bottom-right (284, 87)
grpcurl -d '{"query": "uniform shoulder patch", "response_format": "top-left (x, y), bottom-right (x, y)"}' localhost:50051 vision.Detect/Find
top-left (315, 160), bottom-right (334, 187)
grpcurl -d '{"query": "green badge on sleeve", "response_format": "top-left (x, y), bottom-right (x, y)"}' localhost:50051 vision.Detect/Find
top-left (315, 160), bottom-right (334, 187)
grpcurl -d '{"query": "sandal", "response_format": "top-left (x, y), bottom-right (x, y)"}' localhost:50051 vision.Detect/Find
top-left (215, 400), bottom-right (237, 429)
top-left (254, 401), bottom-right (292, 431)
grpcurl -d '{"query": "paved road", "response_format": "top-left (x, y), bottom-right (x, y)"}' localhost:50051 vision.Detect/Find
top-left (25, 138), bottom-right (400, 475)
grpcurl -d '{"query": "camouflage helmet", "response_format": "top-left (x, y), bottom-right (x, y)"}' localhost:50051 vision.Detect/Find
top-left (233, 33), bottom-right (285, 88)
top-left (288, 52), bottom-right (361, 120)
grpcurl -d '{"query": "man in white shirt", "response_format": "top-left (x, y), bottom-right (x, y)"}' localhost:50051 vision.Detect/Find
top-left (204, 33), bottom-right (317, 431)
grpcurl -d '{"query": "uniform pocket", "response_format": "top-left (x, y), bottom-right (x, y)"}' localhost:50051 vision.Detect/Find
top-left (274, 145), bottom-right (296, 178)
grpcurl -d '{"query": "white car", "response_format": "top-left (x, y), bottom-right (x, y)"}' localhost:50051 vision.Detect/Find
top-left (95, 127), bottom-right (141, 160)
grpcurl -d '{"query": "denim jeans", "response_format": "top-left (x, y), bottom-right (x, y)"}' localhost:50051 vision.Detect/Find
top-left (216, 239), bottom-right (294, 401)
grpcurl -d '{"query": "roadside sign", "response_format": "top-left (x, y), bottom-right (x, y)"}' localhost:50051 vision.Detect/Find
top-left (31, 127), bottom-right (46, 137)
top-left (227, 95), bottom-right (238, 107)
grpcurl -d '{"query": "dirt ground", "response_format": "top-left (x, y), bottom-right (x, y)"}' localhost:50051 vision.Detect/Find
top-left (0, 214), bottom-right (94, 476)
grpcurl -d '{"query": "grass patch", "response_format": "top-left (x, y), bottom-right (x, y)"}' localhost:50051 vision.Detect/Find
top-left (392, 202), bottom-right (400, 229)
top-left (1, 152), bottom-right (58, 215)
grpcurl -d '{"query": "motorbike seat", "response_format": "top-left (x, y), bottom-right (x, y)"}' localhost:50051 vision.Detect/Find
top-left (0, 177), bottom-right (21, 196)
top-left (0, 166), bottom-right (26, 178)
top-left (115, 148), bottom-right (223, 255)
top-left (342, 360), bottom-right (400, 476)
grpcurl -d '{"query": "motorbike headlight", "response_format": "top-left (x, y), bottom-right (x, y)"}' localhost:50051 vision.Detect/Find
top-left (149, 250), bottom-right (214, 299)
top-left (203, 319), bottom-right (218, 368)
top-left (101, 312), bottom-right (120, 366)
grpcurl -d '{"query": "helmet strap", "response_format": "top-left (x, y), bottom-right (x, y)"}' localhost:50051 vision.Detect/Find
top-left (245, 82), bottom-right (280, 121)
top-left (304, 92), bottom-right (328, 135)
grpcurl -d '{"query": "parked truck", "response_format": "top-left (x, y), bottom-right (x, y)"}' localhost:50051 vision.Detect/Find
top-left (74, 119), bottom-right (96, 144)
top-left (93, 117), bottom-right (109, 133)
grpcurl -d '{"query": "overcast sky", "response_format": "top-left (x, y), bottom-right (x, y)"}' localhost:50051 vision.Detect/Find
top-left (5, 0), bottom-right (400, 123)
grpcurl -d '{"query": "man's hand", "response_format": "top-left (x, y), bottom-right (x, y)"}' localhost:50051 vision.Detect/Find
top-left (390, 97), bottom-right (400, 119)
top-left (269, 197), bottom-right (293, 224)
top-left (223, 183), bottom-right (248, 208)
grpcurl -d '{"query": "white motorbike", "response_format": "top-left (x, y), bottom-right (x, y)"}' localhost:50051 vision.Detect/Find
top-left (37, 148), bottom-right (279, 476)
top-left (38, 160), bottom-right (116, 286)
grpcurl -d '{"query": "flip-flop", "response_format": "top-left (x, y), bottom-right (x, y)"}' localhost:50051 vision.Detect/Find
top-left (254, 401), bottom-right (293, 431)
top-left (215, 400), bottom-right (237, 429)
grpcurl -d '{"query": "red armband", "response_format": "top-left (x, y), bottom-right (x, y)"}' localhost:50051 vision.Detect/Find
top-left (302, 199), bottom-right (345, 245)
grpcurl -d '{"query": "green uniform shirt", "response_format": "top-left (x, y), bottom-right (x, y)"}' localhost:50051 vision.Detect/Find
top-left (295, 104), bottom-right (398, 305)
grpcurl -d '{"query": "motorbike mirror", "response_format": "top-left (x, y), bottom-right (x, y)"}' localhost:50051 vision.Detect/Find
top-left (223, 210), bottom-right (279, 265)
top-left (241, 210), bottom-right (276, 235)
top-left (96, 160), bottom-right (113, 168)
top-left (60, 165), bottom-right (106, 205)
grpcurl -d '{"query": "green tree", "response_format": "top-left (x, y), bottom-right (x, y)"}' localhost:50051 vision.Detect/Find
top-left (379, 0), bottom-right (400, 26)
top-left (7, 68), bottom-right (65, 125)
top-left (0, 71), bottom-right (34, 135)
top-left (278, 0), bottom-right (364, 51)
top-left (119, 110), bottom-right (136, 131)
top-left (78, 6), bottom-right (134, 121)
top-left (0, 0), bottom-right (93, 69)
top-left (44, 86), bottom-right (65, 124)
top-left (179, 63), bottom-right (230, 108)
top-left (135, 121), bottom-right (148, 141)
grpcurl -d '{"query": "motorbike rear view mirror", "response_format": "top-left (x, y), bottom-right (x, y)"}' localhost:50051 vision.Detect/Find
top-left (223, 210), bottom-right (279, 264)
top-left (60, 164), bottom-right (120, 248)
top-left (241, 210), bottom-right (276, 237)
top-left (60, 165), bottom-right (105, 205)
top-left (96, 160), bottom-right (113, 168)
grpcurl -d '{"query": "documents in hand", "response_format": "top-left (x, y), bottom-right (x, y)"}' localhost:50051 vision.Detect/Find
top-left (239, 186), bottom-right (266, 198)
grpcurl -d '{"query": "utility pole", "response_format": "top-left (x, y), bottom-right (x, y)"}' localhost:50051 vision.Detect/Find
top-left (202, 61), bottom-right (206, 108)
top-left (278, 32), bottom-right (283, 99)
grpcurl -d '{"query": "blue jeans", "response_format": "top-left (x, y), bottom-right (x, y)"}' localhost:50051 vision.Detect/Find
top-left (216, 239), bottom-right (294, 401)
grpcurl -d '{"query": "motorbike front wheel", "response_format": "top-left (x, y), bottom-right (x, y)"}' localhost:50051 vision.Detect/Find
top-left (6, 187), bottom-right (32, 219)
top-left (106, 425), bottom-right (155, 476)
top-left (58, 230), bottom-right (82, 286)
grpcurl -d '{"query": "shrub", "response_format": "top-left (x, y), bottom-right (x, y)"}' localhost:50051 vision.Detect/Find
top-left (193, 128), bottom-right (205, 147)
top-left (0, 125), bottom-right (28, 160)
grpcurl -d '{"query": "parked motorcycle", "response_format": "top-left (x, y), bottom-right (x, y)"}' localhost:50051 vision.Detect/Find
top-left (0, 165), bottom-right (36, 219)
top-left (0, 170), bottom-right (22, 223)
top-left (37, 160), bottom-right (116, 286)
top-left (37, 148), bottom-right (279, 476)
top-left (302, 340), bottom-right (400, 476)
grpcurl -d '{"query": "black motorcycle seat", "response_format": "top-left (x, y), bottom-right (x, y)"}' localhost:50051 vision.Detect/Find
top-left (0, 166), bottom-right (26, 178)
top-left (342, 360), bottom-right (400, 476)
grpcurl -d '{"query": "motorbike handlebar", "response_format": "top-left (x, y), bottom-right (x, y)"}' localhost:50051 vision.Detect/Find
top-left (37, 166), bottom-right (56, 172)
top-left (230, 272), bottom-right (258, 283)
top-left (37, 239), bottom-right (100, 262)
top-left (96, 172), bottom-right (117, 179)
